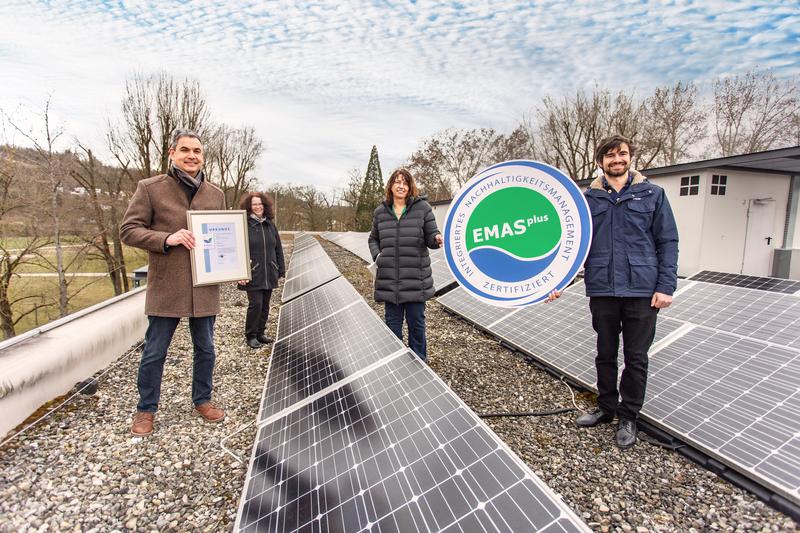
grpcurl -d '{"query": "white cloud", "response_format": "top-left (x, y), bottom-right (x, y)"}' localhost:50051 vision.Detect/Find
top-left (0, 0), bottom-right (797, 189)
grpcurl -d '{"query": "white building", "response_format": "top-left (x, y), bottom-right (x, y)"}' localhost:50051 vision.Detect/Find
top-left (430, 147), bottom-right (800, 280)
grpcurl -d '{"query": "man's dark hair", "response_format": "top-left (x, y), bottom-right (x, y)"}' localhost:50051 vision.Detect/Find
top-left (239, 191), bottom-right (275, 220)
top-left (169, 129), bottom-right (202, 150)
top-left (594, 135), bottom-right (636, 164)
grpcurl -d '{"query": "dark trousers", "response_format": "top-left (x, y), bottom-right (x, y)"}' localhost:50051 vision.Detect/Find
top-left (245, 289), bottom-right (273, 340)
top-left (589, 297), bottom-right (659, 421)
top-left (385, 301), bottom-right (427, 361)
top-left (137, 315), bottom-right (216, 413)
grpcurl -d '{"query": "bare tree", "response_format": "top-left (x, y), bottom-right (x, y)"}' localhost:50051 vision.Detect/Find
top-left (338, 167), bottom-right (363, 229)
top-left (205, 125), bottom-right (264, 206)
top-left (407, 127), bottom-right (532, 200)
top-left (527, 86), bottom-right (661, 180)
top-left (110, 72), bottom-right (212, 180)
top-left (70, 144), bottom-right (130, 295)
top-left (0, 146), bottom-right (53, 338)
top-left (3, 97), bottom-right (70, 316)
top-left (714, 69), bottom-right (799, 156)
top-left (646, 81), bottom-right (707, 166)
top-left (297, 186), bottom-right (333, 231)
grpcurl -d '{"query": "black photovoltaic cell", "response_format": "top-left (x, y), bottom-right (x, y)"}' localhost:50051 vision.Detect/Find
top-left (437, 286), bottom-right (514, 330)
top-left (240, 352), bottom-right (588, 533)
top-left (287, 247), bottom-right (330, 272)
top-left (665, 282), bottom-right (800, 350)
top-left (282, 259), bottom-right (341, 303)
top-left (282, 272), bottom-right (340, 303)
top-left (277, 277), bottom-right (362, 340)
top-left (688, 270), bottom-right (800, 294)
top-left (644, 326), bottom-right (800, 503)
top-left (260, 301), bottom-right (405, 420)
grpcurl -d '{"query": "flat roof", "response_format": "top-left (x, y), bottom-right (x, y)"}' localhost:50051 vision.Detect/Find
top-left (644, 145), bottom-right (800, 177)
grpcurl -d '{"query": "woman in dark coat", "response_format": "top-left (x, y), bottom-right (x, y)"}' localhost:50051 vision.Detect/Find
top-left (368, 168), bottom-right (443, 361)
top-left (238, 192), bottom-right (285, 349)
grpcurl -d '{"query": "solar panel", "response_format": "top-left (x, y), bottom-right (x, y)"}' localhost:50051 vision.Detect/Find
top-left (437, 286), bottom-right (514, 330)
top-left (277, 277), bottom-right (363, 340)
top-left (430, 259), bottom-right (456, 294)
top-left (282, 259), bottom-right (341, 303)
top-left (644, 325), bottom-right (800, 505)
top-left (321, 232), bottom-right (375, 264)
top-left (688, 270), bottom-right (800, 294)
top-left (437, 275), bottom-right (800, 508)
top-left (281, 272), bottom-right (340, 304)
top-left (664, 281), bottom-right (800, 350)
top-left (259, 301), bottom-right (405, 420)
top-left (238, 351), bottom-right (589, 532)
top-left (287, 247), bottom-right (330, 271)
top-left (293, 235), bottom-right (319, 252)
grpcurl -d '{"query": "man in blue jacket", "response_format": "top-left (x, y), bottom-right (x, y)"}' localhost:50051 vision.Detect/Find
top-left (576, 135), bottom-right (679, 448)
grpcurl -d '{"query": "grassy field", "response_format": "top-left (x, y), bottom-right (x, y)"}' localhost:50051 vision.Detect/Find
top-left (2, 237), bottom-right (150, 338)
top-left (6, 276), bottom-right (128, 337)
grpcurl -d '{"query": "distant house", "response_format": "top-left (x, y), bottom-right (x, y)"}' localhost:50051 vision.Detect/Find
top-left (429, 146), bottom-right (800, 280)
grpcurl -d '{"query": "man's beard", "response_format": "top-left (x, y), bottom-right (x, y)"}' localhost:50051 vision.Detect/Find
top-left (604, 164), bottom-right (629, 178)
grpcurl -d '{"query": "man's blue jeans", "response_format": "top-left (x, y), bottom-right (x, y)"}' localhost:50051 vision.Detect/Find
top-left (384, 302), bottom-right (427, 361)
top-left (137, 315), bottom-right (216, 413)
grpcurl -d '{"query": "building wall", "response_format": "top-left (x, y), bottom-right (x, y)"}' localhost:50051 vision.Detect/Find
top-left (431, 203), bottom-right (449, 233)
top-left (654, 169), bottom-right (789, 277)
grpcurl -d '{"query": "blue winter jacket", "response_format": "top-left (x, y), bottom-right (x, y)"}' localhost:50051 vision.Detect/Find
top-left (583, 170), bottom-right (679, 297)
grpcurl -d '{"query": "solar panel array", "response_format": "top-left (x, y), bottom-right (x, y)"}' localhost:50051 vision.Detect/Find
top-left (322, 232), bottom-right (457, 294)
top-left (437, 274), bottom-right (800, 508)
top-left (282, 233), bottom-right (340, 303)
top-left (688, 270), bottom-right (800, 295)
top-left (236, 243), bottom-right (590, 532)
top-left (322, 231), bottom-right (374, 263)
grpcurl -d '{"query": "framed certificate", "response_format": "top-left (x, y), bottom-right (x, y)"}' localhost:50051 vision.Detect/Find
top-left (187, 210), bottom-right (251, 286)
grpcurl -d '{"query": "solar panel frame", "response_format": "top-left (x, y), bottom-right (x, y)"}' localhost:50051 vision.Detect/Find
top-left (664, 281), bottom-right (800, 350)
top-left (238, 351), bottom-right (590, 533)
top-left (436, 275), bottom-right (800, 507)
top-left (277, 277), bottom-right (364, 340)
top-left (437, 286), bottom-right (515, 331)
top-left (642, 325), bottom-right (800, 506)
top-left (258, 300), bottom-right (406, 421)
top-left (688, 270), bottom-right (800, 294)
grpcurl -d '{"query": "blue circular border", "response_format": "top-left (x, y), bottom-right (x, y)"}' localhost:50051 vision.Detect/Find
top-left (443, 160), bottom-right (592, 305)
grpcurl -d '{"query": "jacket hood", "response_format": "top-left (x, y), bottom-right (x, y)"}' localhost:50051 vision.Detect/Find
top-left (589, 169), bottom-right (646, 190)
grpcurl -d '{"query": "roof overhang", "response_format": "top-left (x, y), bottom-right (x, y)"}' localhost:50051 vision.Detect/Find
top-left (644, 146), bottom-right (800, 177)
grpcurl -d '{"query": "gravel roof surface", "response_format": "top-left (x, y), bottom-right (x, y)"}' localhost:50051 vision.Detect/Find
top-left (0, 235), bottom-right (797, 532)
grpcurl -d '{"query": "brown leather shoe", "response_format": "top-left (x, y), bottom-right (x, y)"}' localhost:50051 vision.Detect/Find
top-left (131, 411), bottom-right (154, 436)
top-left (195, 402), bottom-right (225, 422)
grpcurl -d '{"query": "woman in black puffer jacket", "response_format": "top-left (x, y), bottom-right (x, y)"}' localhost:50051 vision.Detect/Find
top-left (237, 192), bottom-right (285, 349)
top-left (368, 168), bottom-right (442, 361)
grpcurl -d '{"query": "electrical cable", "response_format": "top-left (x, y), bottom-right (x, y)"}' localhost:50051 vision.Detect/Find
top-left (0, 340), bottom-right (144, 450)
top-left (478, 407), bottom-right (575, 419)
top-left (220, 419), bottom-right (255, 464)
top-left (638, 432), bottom-right (686, 450)
top-left (478, 377), bottom-right (588, 419)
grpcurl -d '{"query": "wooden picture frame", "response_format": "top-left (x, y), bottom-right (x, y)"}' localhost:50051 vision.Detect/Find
top-left (187, 210), bottom-right (251, 286)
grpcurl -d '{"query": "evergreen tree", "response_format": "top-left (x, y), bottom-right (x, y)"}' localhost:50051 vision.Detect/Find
top-left (354, 145), bottom-right (384, 231)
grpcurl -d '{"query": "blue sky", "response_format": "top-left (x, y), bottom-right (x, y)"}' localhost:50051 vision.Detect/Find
top-left (0, 1), bottom-right (797, 192)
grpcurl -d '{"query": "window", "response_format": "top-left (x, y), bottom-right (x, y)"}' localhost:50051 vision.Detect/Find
top-left (680, 175), bottom-right (699, 196)
top-left (711, 174), bottom-right (727, 196)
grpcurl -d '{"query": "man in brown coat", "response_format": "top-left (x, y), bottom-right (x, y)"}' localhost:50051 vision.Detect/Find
top-left (121, 129), bottom-right (227, 437)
